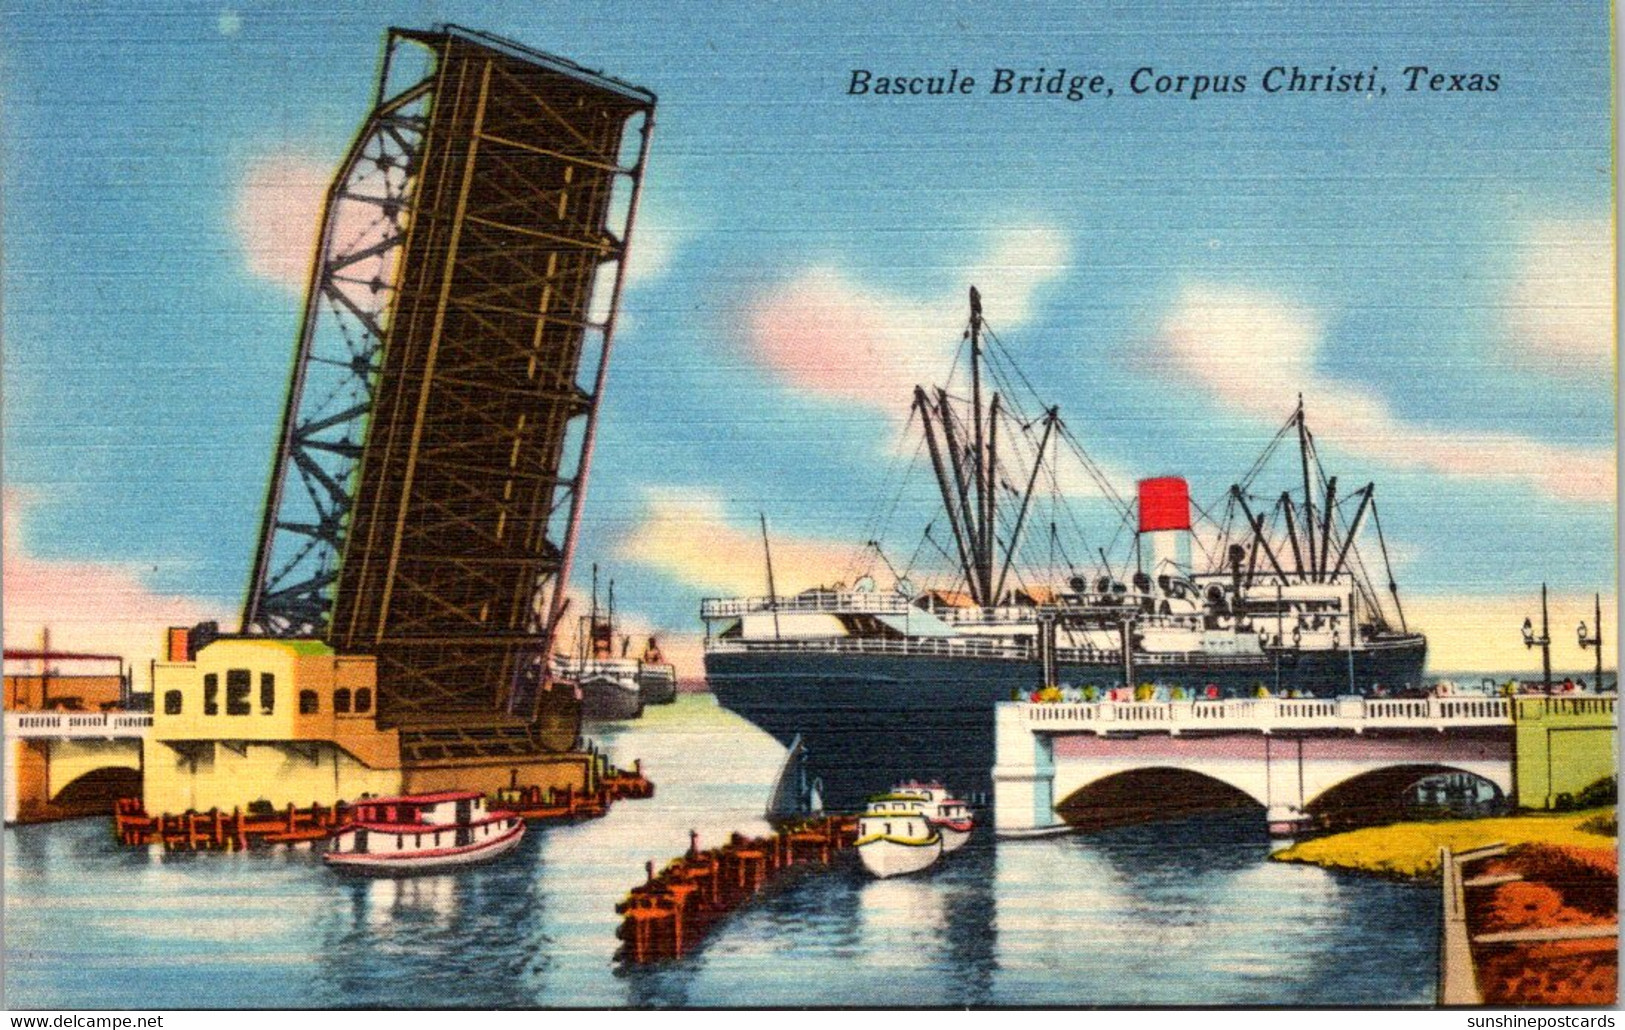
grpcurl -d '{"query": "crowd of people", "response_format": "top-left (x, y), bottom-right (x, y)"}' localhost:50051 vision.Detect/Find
top-left (1019, 675), bottom-right (1616, 704)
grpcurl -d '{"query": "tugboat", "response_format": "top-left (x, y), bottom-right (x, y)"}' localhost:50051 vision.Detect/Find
top-left (324, 791), bottom-right (524, 874)
top-left (855, 793), bottom-right (942, 878)
top-left (893, 781), bottom-right (974, 852)
top-left (556, 566), bottom-right (643, 721)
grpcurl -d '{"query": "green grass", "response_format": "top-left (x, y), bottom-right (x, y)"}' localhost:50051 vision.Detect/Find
top-left (1271, 808), bottom-right (1617, 879)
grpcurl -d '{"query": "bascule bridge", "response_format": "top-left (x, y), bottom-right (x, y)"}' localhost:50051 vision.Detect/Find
top-left (243, 24), bottom-right (654, 766)
top-left (134, 26), bottom-right (656, 812)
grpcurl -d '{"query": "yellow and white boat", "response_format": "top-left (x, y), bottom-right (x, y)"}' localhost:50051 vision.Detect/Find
top-left (855, 793), bottom-right (943, 878)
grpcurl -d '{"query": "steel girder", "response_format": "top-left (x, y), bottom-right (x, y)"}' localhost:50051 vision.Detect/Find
top-left (242, 69), bottom-right (433, 638)
top-left (242, 27), bottom-right (654, 734)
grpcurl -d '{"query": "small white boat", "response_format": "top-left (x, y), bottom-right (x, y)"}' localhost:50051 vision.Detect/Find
top-left (893, 780), bottom-right (975, 853)
top-left (324, 791), bottom-right (524, 874)
top-left (554, 568), bottom-right (647, 721)
top-left (855, 793), bottom-right (942, 878)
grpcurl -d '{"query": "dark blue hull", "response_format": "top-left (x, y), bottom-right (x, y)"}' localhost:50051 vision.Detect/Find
top-left (705, 640), bottom-right (1427, 813)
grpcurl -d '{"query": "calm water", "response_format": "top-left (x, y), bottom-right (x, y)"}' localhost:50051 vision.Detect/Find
top-left (4, 695), bottom-right (1436, 1008)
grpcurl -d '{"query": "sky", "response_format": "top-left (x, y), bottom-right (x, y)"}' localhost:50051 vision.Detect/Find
top-left (2, 1), bottom-right (1616, 680)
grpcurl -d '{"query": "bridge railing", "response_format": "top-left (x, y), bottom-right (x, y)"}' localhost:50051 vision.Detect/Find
top-left (5, 711), bottom-right (154, 738)
top-left (1016, 695), bottom-right (1516, 733)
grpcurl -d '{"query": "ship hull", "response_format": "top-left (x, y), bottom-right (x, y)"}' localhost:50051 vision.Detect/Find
top-left (856, 834), bottom-right (943, 878)
top-left (580, 677), bottom-right (644, 721)
top-left (705, 639), bottom-right (1426, 813)
top-left (638, 665), bottom-right (678, 706)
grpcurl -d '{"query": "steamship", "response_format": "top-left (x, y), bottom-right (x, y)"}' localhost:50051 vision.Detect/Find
top-left (702, 288), bottom-right (1427, 810)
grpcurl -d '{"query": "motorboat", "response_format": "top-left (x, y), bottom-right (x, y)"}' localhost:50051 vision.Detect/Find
top-left (324, 790), bottom-right (524, 874)
top-left (893, 780), bottom-right (974, 852)
top-left (855, 793), bottom-right (942, 878)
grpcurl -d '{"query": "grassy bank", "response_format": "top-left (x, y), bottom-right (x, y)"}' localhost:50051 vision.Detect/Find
top-left (1271, 809), bottom-right (1616, 879)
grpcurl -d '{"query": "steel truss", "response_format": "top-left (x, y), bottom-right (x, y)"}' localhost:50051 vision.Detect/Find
top-left (243, 66), bottom-right (433, 638)
top-left (244, 26), bottom-right (655, 738)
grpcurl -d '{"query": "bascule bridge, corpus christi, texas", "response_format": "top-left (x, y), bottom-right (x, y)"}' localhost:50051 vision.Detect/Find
top-left (154, 26), bottom-right (654, 807)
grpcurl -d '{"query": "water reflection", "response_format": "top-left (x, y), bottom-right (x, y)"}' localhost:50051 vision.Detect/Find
top-left (990, 812), bottom-right (1434, 1006)
top-left (4, 696), bottom-right (1437, 1008)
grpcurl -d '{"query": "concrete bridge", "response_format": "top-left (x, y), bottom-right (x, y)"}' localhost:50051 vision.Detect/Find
top-left (4, 711), bottom-right (151, 824)
top-left (992, 695), bottom-right (1544, 836)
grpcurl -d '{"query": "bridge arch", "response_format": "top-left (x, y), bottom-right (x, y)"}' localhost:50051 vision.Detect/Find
top-left (1055, 766), bottom-right (1264, 831)
top-left (1306, 762), bottom-right (1510, 830)
top-left (51, 766), bottom-right (142, 810)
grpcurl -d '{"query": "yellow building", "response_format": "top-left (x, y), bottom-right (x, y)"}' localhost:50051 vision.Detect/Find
top-left (147, 635), bottom-right (402, 813)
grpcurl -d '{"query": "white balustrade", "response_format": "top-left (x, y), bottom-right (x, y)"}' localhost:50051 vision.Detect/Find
top-left (5, 711), bottom-right (153, 738)
top-left (1014, 694), bottom-right (1527, 735)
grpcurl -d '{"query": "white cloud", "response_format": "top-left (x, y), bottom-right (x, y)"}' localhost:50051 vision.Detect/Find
top-left (624, 204), bottom-right (693, 287)
top-left (615, 487), bottom-right (862, 597)
top-left (1506, 217), bottom-right (1615, 376)
top-left (1153, 284), bottom-right (1616, 504)
top-left (235, 155), bottom-right (327, 291)
top-left (2, 492), bottom-right (228, 689)
top-left (743, 226), bottom-right (1070, 408)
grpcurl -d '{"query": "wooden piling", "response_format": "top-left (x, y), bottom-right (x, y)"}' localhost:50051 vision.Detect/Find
top-left (109, 760), bottom-right (654, 854)
top-left (614, 815), bottom-right (859, 965)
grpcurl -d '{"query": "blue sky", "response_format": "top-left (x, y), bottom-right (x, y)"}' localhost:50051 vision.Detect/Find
top-left (2, 1), bottom-right (1614, 673)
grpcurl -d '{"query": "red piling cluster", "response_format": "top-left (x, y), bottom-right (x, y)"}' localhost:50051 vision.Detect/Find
top-left (109, 760), bottom-right (656, 853)
top-left (112, 797), bottom-right (348, 851)
top-left (499, 762), bottom-right (656, 822)
top-left (615, 815), bottom-right (860, 964)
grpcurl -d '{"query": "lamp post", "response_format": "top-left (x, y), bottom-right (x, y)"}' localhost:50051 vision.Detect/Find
top-left (1577, 592), bottom-right (1604, 691)
top-left (1521, 582), bottom-right (1552, 695)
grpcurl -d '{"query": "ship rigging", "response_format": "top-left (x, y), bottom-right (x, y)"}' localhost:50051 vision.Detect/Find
top-left (701, 286), bottom-right (1427, 809)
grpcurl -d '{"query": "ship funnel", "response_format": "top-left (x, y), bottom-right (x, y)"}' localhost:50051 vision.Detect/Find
top-left (1137, 477), bottom-right (1192, 576)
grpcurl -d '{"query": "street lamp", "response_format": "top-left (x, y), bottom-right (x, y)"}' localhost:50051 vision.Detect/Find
top-left (1577, 592), bottom-right (1603, 691)
top-left (1521, 583), bottom-right (1552, 695)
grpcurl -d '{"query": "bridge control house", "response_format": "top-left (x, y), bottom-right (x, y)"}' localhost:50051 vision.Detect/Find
top-left (142, 624), bottom-right (602, 816)
top-left (146, 627), bottom-right (401, 814)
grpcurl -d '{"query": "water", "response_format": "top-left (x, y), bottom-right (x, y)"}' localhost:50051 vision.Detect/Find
top-left (3, 695), bottom-right (1437, 1008)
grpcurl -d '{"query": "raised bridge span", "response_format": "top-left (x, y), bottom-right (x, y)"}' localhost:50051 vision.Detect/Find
top-left (992, 695), bottom-right (1536, 836)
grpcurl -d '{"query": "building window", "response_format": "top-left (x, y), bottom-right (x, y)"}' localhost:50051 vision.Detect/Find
top-left (299, 690), bottom-right (319, 715)
top-left (203, 673), bottom-right (219, 716)
top-left (334, 688), bottom-right (352, 714)
top-left (226, 669), bottom-right (252, 716)
top-left (164, 690), bottom-right (183, 715)
top-left (260, 673), bottom-right (275, 715)
top-left (354, 688), bottom-right (372, 713)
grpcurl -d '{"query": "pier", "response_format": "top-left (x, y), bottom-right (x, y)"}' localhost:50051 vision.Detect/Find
top-left (992, 695), bottom-right (1615, 836)
top-left (111, 761), bottom-right (653, 852)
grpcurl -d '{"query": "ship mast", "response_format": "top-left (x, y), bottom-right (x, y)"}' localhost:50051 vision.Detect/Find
top-left (1296, 395), bottom-right (1317, 581)
top-left (911, 287), bottom-right (1062, 608)
top-left (968, 286), bottom-right (995, 606)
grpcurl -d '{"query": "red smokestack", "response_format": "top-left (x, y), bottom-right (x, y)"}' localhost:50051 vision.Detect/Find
top-left (1138, 477), bottom-right (1191, 533)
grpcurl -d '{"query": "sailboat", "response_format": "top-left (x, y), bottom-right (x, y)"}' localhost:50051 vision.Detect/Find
top-left (764, 734), bottom-right (824, 826)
